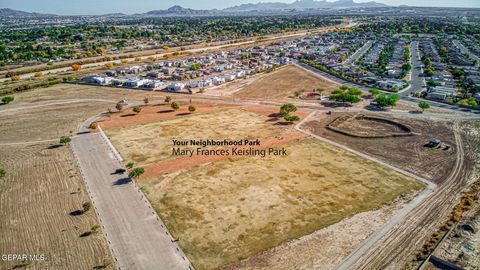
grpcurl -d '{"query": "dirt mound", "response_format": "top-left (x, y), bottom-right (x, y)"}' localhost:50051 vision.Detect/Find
top-left (327, 114), bottom-right (413, 138)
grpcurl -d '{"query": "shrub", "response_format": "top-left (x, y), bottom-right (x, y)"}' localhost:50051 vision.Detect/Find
top-left (171, 102), bottom-right (180, 110)
top-left (82, 202), bottom-right (92, 213)
top-left (1, 96), bottom-right (14, 104)
top-left (132, 106), bottom-right (142, 114)
top-left (59, 136), bottom-right (71, 145)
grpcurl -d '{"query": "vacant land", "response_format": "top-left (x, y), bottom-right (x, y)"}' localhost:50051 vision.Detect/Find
top-left (104, 108), bottom-right (284, 166)
top-left (0, 144), bottom-right (112, 270)
top-left (142, 138), bottom-right (423, 270)
top-left (0, 102), bottom-right (107, 143)
top-left (1, 83), bottom-right (170, 106)
top-left (303, 112), bottom-right (458, 184)
top-left (233, 64), bottom-right (339, 100)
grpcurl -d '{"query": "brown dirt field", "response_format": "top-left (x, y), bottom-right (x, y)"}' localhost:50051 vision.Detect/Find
top-left (141, 138), bottom-right (424, 270)
top-left (0, 102), bottom-right (108, 143)
top-left (233, 65), bottom-right (339, 101)
top-left (302, 112), bottom-right (457, 184)
top-left (140, 131), bottom-right (305, 179)
top-left (0, 144), bottom-right (112, 270)
top-left (99, 102), bottom-right (237, 130)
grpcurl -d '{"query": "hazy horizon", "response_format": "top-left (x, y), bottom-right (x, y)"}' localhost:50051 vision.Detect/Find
top-left (1, 0), bottom-right (479, 15)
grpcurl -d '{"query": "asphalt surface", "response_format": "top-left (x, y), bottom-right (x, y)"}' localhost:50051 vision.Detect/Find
top-left (343, 40), bottom-right (373, 66)
top-left (71, 131), bottom-right (192, 270)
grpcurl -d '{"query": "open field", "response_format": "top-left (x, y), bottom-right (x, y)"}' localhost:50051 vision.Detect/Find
top-left (225, 191), bottom-right (419, 270)
top-left (0, 102), bottom-right (108, 143)
top-left (0, 144), bottom-right (112, 270)
top-left (141, 138), bottom-right (424, 270)
top-left (302, 112), bottom-right (458, 184)
top-left (104, 108), bottom-right (285, 166)
top-left (1, 83), bottom-right (173, 106)
top-left (233, 64), bottom-right (339, 100)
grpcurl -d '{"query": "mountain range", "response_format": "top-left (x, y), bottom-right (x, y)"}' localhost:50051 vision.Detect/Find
top-left (0, 0), bottom-right (391, 17)
top-left (224, 0), bottom-right (388, 12)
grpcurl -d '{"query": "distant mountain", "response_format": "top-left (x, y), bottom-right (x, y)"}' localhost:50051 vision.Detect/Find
top-left (0, 8), bottom-right (57, 17)
top-left (224, 0), bottom-right (388, 12)
top-left (139, 5), bottom-right (216, 16)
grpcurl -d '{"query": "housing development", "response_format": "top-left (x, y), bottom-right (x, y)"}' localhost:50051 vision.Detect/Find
top-left (0, 1), bottom-right (479, 270)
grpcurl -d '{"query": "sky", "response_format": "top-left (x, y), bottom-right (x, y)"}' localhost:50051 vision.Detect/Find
top-left (0, 0), bottom-right (479, 15)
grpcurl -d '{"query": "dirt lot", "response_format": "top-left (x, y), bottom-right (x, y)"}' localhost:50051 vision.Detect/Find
top-left (0, 144), bottom-right (112, 270)
top-left (328, 114), bottom-right (412, 137)
top-left (98, 102), bottom-right (237, 129)
top-left (141, 138), bottom-right (423, 270)
top-left (302, 112), bottom-right (458, 184)
top-left (104, 108), bottom-right (287, 166)
top-left (233, 65), bottom-right (339, 101)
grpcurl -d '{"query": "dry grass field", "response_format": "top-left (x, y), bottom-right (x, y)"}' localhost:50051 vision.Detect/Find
top-left (0, 144), bottom-right (113, 270)
top-left (0, 99), bottom-right (113, 269)
top-left (104, 108), bottom-right (283, 166)
top-left (233, 65), bottom-right (339, 100)
top-left (141, 138), bottom-right (424, 270)
top-left (0, 102), bottom-right (107, 143)
top-left (3, 83), bottom-right (168, 105)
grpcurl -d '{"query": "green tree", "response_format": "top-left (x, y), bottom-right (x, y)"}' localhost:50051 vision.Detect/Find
top-left (283, 114), bottom-right (300, 124)
top-left (132, 106), bottom-right (142, 114)
top-left (1, 96), bottom-right (14, 104)
top-left (418, 101), bottom-right (430, 112)
top-left (59, 136), bottom-right (71, 145)
top-left (126, 162), bottom-right (134, 169)
top-left (402, 63), bottom-right (412, 71)
top-left (369, 88), bottom-right (380, 97)
top-left (0, 168), bottom-right (5, 178)
top-left (143, 97), bottom-right (149, 105)
top-left (329, 87), bottom-right (362, 104)
top-left (190, 63), bottom-right (201, 71)
top-left (171, 102), bottom-right (180, 110)
top-left (128, 167), bottom-right (145, 179)
top-left (279, 103), bottom-right (297, 116)
top-left (375, 94), bottom-right (399, 108)
top-left (423, 58), bottom-right (432, 66)
top-left (188, 105), bottom-right (196, 113)
top-left (164, 96), bottom-right (172, 104)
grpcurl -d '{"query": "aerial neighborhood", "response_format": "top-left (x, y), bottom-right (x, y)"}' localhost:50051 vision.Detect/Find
top-left (1, 3), bottom-right (480, 270)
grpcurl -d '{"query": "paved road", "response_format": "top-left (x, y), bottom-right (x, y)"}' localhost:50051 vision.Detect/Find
top-left (401, 40), bottom-right (425, 96)
top-left (71, 131), bottom-right (192, 270)
top-left (453, 40), bottom-right (480, 62)
top-left (343, 40), bottom-right (373, 66)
